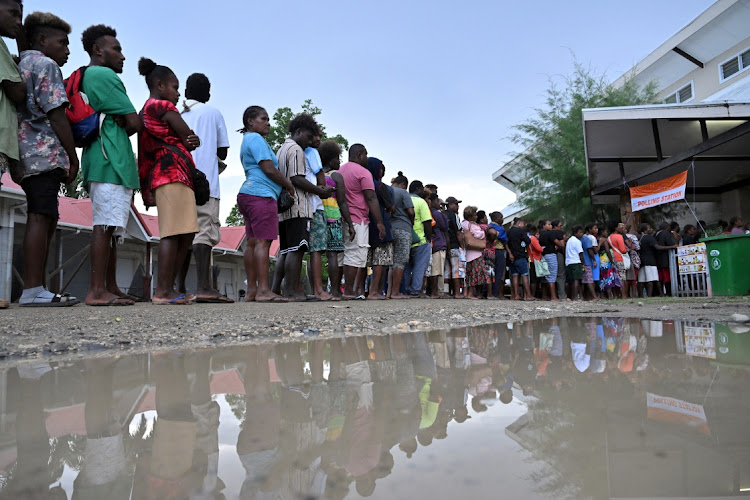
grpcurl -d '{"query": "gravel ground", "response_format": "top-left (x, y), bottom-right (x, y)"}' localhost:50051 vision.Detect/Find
top-left (0, 296), bottom-right (748, 366)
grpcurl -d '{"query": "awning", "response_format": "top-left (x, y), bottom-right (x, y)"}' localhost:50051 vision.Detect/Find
top-left (583, 102), bottom-right (750, 204)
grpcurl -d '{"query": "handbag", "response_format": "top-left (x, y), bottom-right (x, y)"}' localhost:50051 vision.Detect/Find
top-left (534, 257), bottom-right (550, 277)
top-left (277, 190), bottom-right (294, 213)
top-left (608, 236), bottom-right (631, 270)
top-left (464, 223), bottom-right (486, 251)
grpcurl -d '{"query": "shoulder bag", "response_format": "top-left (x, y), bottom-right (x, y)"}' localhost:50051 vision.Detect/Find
top-left (464, 222), bottom-right (486, 251)
top-left (534, 257), bottom-right (550, 277)
top-left (608, 236), bottom-right (631, 270)
top-left (277, 190), bottom-right (294, 213)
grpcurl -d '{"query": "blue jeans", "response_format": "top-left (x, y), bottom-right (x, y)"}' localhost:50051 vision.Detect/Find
top-left (402, 243), bottom-right (431, 295)
top-left (492, 249), bottom-right (507, 297)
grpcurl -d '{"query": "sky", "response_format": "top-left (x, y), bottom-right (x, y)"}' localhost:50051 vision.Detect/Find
top-left (12, 0), bottom-right (716, 222)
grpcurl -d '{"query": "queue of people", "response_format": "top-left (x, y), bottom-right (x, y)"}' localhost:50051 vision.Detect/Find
top-left (0, 6), bottom-right (745, 307)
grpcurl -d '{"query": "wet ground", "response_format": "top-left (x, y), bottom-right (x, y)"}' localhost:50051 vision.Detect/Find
top-left (0, 296), bottom-right (748, 363)
top-left (0, 316), bottom-right (749, 499)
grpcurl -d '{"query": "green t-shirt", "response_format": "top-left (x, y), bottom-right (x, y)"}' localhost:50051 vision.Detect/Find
top-left (0, 38), bottom-right (21, 160)
top-left (81, 66), bottom-right (138, 189)
top-left (411, 195), bottom-right (431, 248)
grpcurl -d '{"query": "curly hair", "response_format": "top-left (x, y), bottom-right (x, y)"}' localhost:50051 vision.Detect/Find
top-left (24, 11), bottom-right (70, 43)
top-left (287, 113), bottom-right (318, 136)
top-left (137, 57), bottom-right (174, 90)
top-left (81, 24), bottom-right (116, 55)
top-left (318, 140), bottom-right (342, 166)
top-left (185, 73), bottom-right (210, 102)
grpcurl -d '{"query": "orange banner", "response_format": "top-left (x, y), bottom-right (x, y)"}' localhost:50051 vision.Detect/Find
top-left (630, 171), bottom-right (688, 212)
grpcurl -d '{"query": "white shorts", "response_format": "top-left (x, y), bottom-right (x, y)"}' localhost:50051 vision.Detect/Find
top-left (638, 265), bottom-right (658, 283)
top-left (89, 181), bottom-right (133, 238)
top-left (431, 250), bottom-right (446, 277)
top-left (343, 221), bottom-right (370, 268)
top-left (194, 196), bottom-right (221, 247)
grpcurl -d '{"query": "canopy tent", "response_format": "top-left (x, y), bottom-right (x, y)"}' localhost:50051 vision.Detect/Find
top-left (583, 102), bottom-right (750, 206)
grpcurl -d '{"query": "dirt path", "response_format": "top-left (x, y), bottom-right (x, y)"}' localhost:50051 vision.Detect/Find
top-left (1, 296), bottom-right (748, 366)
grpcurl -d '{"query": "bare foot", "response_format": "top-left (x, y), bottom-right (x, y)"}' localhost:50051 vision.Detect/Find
top-left (390, 293), bottom-right (407, 299)
top-left (315, 291), bottom-right (331, 301)
top-left (86, 291), bottom-right (134, 306)
top-left (255, 292), bottom-right (288, 303)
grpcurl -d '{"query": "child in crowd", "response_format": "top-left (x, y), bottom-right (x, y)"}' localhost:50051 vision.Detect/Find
top-left (16, 12), bottom-right (80, 306)
top-left (137, 57), bottom-right (201, 305)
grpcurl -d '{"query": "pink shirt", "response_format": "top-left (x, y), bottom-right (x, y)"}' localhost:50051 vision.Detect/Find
top-left (462, 220), bottom-right (486, 262)
top-left (339, 161), bottom-right (375, 224)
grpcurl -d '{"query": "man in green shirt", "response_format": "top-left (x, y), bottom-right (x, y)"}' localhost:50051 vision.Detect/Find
top-left (79, 25), bottom-right (142, 306)
top-left (403, 180), bottom-right (432, 296)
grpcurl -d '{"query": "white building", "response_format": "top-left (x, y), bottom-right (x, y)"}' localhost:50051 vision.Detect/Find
top-left (493, 0), bottom-right (750, 222)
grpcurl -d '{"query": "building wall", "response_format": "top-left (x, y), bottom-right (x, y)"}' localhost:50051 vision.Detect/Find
top-left (656, 36), bottom-right (750, 102)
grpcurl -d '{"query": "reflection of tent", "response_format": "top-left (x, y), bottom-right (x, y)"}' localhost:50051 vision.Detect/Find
top-left (583, 102), bottom-right (750, 216)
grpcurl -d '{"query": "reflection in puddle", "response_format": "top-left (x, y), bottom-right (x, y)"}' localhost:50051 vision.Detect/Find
top-left (0, 318), bottom-right (749, 499)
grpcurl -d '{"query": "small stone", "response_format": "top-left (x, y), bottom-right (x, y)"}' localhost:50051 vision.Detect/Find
top-left (638, 302), bottom-right (644, 307)
top-left (291, 331), bottom-right (304, 338)
top-left (115, 316), bottom-right (122, 322)
top-left (730, 313), bottom-right (750, 323)
top-left (660, 305), bottom-right (669, 310)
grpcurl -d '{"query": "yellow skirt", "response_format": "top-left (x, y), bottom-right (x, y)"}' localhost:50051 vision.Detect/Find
top-left (154, 182), bottom-right (199, 238)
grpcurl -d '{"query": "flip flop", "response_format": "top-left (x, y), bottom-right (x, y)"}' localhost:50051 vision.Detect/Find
top-left (305, 295), bottom-right (323, 302)
top-left (20, 294), bottom-right (80, 307)
top-left (256, 295), bottom-right (289, 303)
top-left (341, 295), bottom-right (366, 301)
top-left (153, 294), bottom-right (190, 305)
top-left (195, 294), bottom-right (235, 304)
top-left (88, 297), bottom-right (135, 307)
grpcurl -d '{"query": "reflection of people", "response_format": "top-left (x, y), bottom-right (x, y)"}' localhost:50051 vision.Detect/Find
top-left (238, 346), bottom-right (279, 499)
top-left (73, 359), bottom-right (131, 499)
top-left (2, 364), bottom-right (64, 499)
top-left (132, 353), bottom-right (198, 498)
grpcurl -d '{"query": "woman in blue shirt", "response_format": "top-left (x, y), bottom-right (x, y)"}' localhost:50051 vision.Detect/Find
top-left (236, 106), bottom-right (294, 302)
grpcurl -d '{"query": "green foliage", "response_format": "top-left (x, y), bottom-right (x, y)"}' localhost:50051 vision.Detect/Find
top-left (265, 99), bottom-right (349, 153)
top-left (60, 170), bottom-right (88, 199)
top-left (508, 60), bottom-right (658, 226)
top-left (225, 203), bottom-right (244, 227)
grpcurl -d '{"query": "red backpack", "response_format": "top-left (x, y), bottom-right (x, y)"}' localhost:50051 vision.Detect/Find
top-left (64, 67), bottom-right (100, 147)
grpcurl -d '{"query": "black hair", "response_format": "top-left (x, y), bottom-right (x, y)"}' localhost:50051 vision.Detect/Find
top-left (81, 24), bottom-right (116, 55)
top-left (392, 171), bottom-right (408, 186)
top-left (729, 216), bottom-right (741, 226)
top-left (490, 211), bottom-right (503, 222)
top-left (238, 105), bottom-right (265, 133)
top-left (318, 140), bottom-right (342, 166)
top-left (499, 389), bottom-right (513, 404)
top-left (185, 73), bottom-right (210, 102)
top-left (24, 11), bottom-right (71, 44)
top-left (514, 218), bottom-right (524, 226)
top-left (658, 221), bottom-right (670, 231)
top-left (137, 57), bottom-right (174, 89)
top-left (425, 183), bottom-right (438, 191)
top-left (477, 210), bottom-right (487, 222)
top-left (584, 222), bottom-right (597, 232)
top-left (607, 220), bottom-right (619, 234)
top-left (528, 225), bottom-right (538, 235)
top-left (408, 180), bottom-right (423, 194)
top-left (638, 222), bottom-right (650, 233)
top-left (551, 219), bottom-right (561, 228)
top-left (288, 113), bottom-right (318, 136)
top-left (571, 224), bottom-right (584, 235)
top-left (683, 224), bottom-right (696, 233)
top-left (349, 143), bottom-right (366, 160)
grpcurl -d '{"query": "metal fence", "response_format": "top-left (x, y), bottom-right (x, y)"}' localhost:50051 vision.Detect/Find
top-left (668, 248), bottom-right (712, 298)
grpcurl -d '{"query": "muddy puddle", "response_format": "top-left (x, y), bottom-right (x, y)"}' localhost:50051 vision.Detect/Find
top-left (0, 317), bottom-right (748, 499)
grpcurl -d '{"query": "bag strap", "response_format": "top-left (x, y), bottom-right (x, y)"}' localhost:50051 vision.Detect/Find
top-left (608, 236), bottom-right (624, 257)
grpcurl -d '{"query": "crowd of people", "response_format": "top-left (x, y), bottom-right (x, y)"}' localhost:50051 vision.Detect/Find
top-left (0, 5), bottom-right (746, 307)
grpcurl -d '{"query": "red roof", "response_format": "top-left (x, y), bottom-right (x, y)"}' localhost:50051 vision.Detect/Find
top-left (58, 198), bottom-right (93, 227)
top-left (217, 226), bottom-right (245, 251)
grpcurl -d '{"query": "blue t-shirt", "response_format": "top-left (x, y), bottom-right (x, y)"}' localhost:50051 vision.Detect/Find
top-left (239, 132), bottom-right (281, 199)
top-left (581, 234), bottom-right (595, 267)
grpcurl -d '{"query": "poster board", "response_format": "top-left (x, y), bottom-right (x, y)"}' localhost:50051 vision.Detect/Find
top-left (676, 243), bottom-right (707, 275)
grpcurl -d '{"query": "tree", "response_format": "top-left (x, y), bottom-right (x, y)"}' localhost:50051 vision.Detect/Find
top-left (508, 60), bottom-right (658, 225)
top-left (265, 99), bottom-right (349, 152)
top-left (225, 204), bottom-right (243, 226)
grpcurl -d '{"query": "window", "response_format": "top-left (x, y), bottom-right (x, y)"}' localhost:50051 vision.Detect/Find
top-left (664, 81), bottom-right (694, 104)
top-left (719, 47), bottom-right (750, 82)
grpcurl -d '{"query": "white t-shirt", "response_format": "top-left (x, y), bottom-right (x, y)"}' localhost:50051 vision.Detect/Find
top-left (571, 342), bottom-right (590, 373)
top-left (565, 235), bottom-right (583, 265)
top-left (182, 100), bottom-right (230, 199)
top-left (304, 147), bottom-right (323, 212)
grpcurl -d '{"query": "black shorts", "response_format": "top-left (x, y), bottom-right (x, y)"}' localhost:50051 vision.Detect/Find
top-left (279, 217), bottom-right (310, 255)
top-left (21, 168), bottom-right (65, 219)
